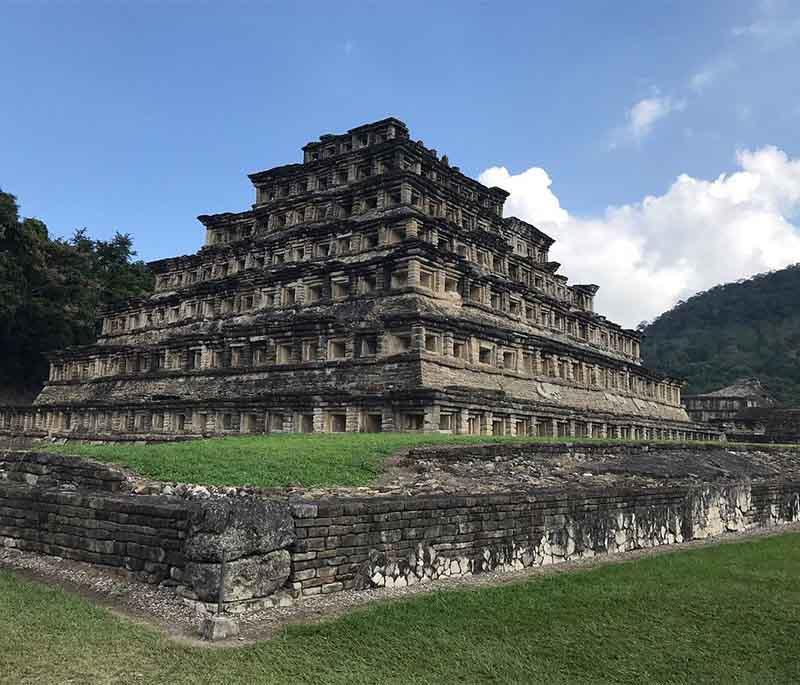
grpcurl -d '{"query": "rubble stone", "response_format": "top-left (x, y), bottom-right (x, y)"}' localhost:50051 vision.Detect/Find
top-left (200, 615), bottom-right (240, 641)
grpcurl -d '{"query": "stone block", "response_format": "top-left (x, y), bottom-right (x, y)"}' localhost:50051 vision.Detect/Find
top-left (185, 497), bottom-right (295, 563)
top-left (200, 615), bottom-right (240, 641)
top-left (184, 549), bottom-right (291, 602)
top-left (290, 502), bottom-right (318, 519)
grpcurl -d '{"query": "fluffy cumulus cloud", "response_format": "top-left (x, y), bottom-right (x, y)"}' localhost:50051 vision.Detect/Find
top-left (479, 146), bottom-right (800, 327)
top-left (611, 95), bottom-right (686, 147)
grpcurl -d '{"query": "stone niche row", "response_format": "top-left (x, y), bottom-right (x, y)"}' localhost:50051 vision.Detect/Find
top-left (111, 267), bottom-right (613, 351)
top-left (51, 321), bottom-right (672, 408)
top-left (270, 127), bottom-right (502, 220)
top-left (7, 401), bottom-right (715, 442)
top-left (107, 257), bottom-right (636, 365)
top-left (156, 214), bottom-right (570, 311)
top-left (252, 176), bottom-right (506, 252)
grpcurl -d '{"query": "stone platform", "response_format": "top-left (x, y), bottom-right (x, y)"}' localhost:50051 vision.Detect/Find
top-left (1, 442), bottom-right (799, 616)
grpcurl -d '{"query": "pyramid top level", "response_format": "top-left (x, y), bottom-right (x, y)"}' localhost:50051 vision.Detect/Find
top-left (300, 117), bottom-right (411, 158)
top-left (247, 117), bottom-right (510, 212)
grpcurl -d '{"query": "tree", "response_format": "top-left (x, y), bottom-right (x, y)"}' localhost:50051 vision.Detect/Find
top-left (641, 263), bottom-right (800, 405)
top-left (0, 189), bottom-right (153, 399)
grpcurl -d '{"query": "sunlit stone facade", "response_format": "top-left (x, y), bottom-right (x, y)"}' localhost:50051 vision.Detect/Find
top-left (15, 118), bottom-right (715, 440)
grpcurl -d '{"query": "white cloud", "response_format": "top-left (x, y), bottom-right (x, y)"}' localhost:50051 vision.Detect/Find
top-left (732, 1), bottom-right (800, 47)
top-left (732, 17), bottom-right (800, 42)
top-left (689, 69), bottom-right (716, 93)
top-left (689, 59), bottom-right (734, 93)
top-left (611, 94), bottom-right (686, 147)
top-left (479, 146), bottom-right (800, 327)
top-left (479, 166), bottom-right (568, 226)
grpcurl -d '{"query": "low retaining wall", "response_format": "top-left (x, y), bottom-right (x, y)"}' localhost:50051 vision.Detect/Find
top-left (0, 450), bottom-right (128, 492)
top-left (1, 450), bottom-right (799, 615)
top-left (0, 481), bottom-right (296, 597)
top-left (287, 482), bottom-right (800, 596)
top-left (0, 452), bottom-right (296, 597)
top-left (0, 483), bottom-right (188, 583)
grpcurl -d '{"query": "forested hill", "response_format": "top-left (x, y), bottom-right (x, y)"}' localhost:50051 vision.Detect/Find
top-left (0, 189), bottom-right (153, 402)
top-left (640, 264), bottom-right (800, 405)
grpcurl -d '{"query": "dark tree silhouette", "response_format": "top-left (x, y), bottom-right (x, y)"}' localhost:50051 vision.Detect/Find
top-left (0, 189), bottom-right (153, 400)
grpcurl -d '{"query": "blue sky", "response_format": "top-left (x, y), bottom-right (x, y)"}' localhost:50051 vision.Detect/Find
top-left (3, 0), bottom-right (800, 325)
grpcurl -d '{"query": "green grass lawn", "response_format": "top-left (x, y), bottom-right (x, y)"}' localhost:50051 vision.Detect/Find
top-left (2, 532), bottom-right (799, 684)
top-left (42, 433), bottom-right (739, 489)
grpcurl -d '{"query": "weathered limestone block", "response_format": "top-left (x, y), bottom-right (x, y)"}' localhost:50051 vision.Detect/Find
top-left (185, 497), bottom-right (295, 563)
top-left (185, 549), bottom-right (291, 602)
top-left (684, 488), bottom-right (725, 539)
top-left (718, 484), bottom-right (751, 532)
top-left (200, 615), bottom-right (240, 641)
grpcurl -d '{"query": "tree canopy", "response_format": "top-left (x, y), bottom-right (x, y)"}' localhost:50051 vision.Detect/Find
top-left (641, 264), bottom-right (800, 405)
top-left (0, 189), bottom-right (152, 401)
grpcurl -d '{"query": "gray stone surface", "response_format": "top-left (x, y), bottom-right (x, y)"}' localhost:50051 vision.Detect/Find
top-left (0, 480), bottom-right (188, 584)
top-left (185, 497), bottom-right (295, 563)
top-left (0, 449), bottom-right (128, 492)
top-left (200, 615), bottom-right (240, 641)
top-left (185, 549), bottom-right (291, 602)
top-left (287, 480), bottom-right (800, 598)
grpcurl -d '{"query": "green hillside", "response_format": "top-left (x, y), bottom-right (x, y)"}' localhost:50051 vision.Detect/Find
top-left (640, 264), bottom-right (800, 405)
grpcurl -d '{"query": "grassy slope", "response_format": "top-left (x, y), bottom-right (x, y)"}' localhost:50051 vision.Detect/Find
top-left (43, 433), bottom-right (612, 488)
top-left (2, 533), bottom-right (800, 684)
top-left (42, 433), bottom-right (782, 489)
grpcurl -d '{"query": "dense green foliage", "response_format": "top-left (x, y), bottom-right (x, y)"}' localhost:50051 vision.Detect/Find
top-left (641, 264), bottom-right (800, 404)
top-left (46, 433), bottom-right (644, 488)
top-left (3, 533), bottom-right (799, 684)
top-left (0, 189), bottom-right (152, 399)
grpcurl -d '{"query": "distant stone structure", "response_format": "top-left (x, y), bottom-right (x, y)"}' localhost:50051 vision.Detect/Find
top-left (728, 408), bottom-right (800, 444)
top-left (2, 117), bottom-right (715, 440)
top-left (684, 378), bottom-right (800, 443)
top-left (684, 378), bottom-right (777, 423)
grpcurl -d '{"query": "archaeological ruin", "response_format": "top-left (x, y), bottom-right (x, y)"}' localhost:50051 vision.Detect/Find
top-left (2, 444), bottom-right (799, 615)
top-left (684, 378), bottom-right (777, 424)
top-left (684, 378), bottom-right (800, 443)
top-left (1, 117), bottom-right (716, 440)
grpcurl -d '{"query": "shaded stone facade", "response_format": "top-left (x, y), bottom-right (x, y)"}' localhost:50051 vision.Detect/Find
top-left (684, 378), bottom-right (776, 423)
top-left (683, 378), bottom-right (800, 442)
top-left (7, 117), bottom-right (714, 440)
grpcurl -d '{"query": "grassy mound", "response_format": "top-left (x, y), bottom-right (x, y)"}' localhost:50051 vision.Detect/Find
top-left (43, 433), bottom-right (560, 488)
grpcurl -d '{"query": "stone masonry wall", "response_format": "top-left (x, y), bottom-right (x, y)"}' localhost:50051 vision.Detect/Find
top-left (287, 482), bottom-right (800, 596)
top-left (0, 452), bottom-right (295, 599)
top-left (0, 483), bottom-right (188, 584)
top-left (0, 449), bottom-right (128, 492)
top-left (2, 450), bottom-right (799, 614)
